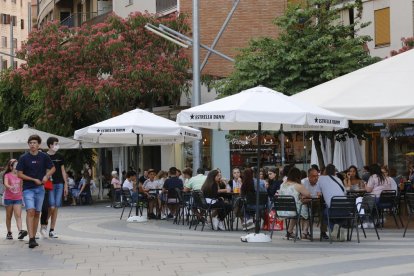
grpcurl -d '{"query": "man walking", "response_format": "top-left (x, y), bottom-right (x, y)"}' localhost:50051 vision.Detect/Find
top-left (17, 135), bottom-right (55, 248)
top-left (45, 136), bottom-right (68, 238)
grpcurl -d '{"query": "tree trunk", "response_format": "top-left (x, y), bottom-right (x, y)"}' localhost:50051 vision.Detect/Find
top-left (312, 132), bottom-right (325, 169)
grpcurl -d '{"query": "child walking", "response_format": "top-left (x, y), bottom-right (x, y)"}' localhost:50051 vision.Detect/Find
top-left (3, 159), bottom-right (28, 240)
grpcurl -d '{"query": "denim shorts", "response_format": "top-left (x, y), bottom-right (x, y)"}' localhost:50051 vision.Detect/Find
top-left (49, 183), bottom-right (64, 207)
top-left (4, 199), bottom-right (23, 206)
top-left (23, 186), bottom-right (45, 212)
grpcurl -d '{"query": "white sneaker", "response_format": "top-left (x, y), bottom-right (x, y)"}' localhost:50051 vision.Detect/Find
top-left (218, 220), bottom-right (226, 231)
top-left (40, 226), bottom-right (47, 237)
top-left (330, 224), bottom-right (339, 241)
top-left (339, 228), bottom-right (346, 242)
top-left (49, 231), bottom-right (58, 238)
top-left (246, 221), bottom-right (255, 230)
top-left (35, 232), bottom-right (40, 239)
top-left (212, 217), bottom-right (219, 231)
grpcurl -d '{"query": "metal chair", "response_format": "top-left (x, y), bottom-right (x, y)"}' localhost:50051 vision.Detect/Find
top-left (403, 192), bottom-right (414, 237)
top-left (378, 190), bottom-right (403, 228)
top-left (120, 189), bottom-right (134, 220)
top-left (270, 195), bottom-right (301, 242)
top-left (327, 196), bottom-right (359, 244)
top-left (241, 192), bottom-right (269, 232)
top-left (189, 191), bottom-right (211, 231)
top-left (356, 193), bottom-right (380, 240)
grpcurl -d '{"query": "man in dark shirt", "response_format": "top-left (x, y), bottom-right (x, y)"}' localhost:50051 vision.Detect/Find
top-left (162, 167), bottom-right (183, 218)
top-left (45, 137), bottom-right (68, 239)
top-left (17, 134), bottom-right (55, 249)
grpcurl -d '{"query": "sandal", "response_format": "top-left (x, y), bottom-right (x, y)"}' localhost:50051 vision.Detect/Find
top-left (301, 232), bottom-right (311, 240)
top-left (284, 232), bottom-right (295, 240)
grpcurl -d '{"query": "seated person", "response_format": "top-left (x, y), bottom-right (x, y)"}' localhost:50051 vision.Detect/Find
top-left (111, 170), bottom-right (122, 202)
top-left (184, 168), bottom-right (206, 192)
top-left (67, 171), bottom-right (78, 206)
top-left (122, 170), bottom-right (138, 203)
top-left (201, 169), bottom-right (232, 231)
top-left (142, 169), bottom-right (161, 219)
top-left (162, 167), bottom-right (183, 218)
top-left (279, 167), bottom-right (311, 239)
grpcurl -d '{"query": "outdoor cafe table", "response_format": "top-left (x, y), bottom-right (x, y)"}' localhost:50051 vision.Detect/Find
top-left (346, 189), bottom-right (367, 197)
top-left (303, 197), bottom-right (323, 242)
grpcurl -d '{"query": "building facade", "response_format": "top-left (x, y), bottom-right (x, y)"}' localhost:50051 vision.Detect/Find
top-left (0, 0), bottom-right (31, 71)
top-left (37, 0), bottom-right (112, 28)
top-left (113, 0), bottom-right (177, 18)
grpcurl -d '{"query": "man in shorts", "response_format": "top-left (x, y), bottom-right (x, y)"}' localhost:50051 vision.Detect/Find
top-left (45, 136), bottom-right (68, 238)
top-left (17, 135), bottom-right (55, 248)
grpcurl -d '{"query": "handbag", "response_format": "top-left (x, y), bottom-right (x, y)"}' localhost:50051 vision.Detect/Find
top-left (263, 209), bottom-right (284, 231)
top-left (44, 179), bottom-right (54, 190)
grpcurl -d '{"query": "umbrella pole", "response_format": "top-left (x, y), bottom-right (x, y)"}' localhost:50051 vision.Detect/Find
top-left (255, 122), bottom-right (262, 234)
top-left (136, 134), bottom-right (141, 216)
top-left (280, 125), bottom-right (285, 166)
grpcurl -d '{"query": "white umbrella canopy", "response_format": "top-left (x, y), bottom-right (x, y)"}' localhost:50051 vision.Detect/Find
top-left (292, 49), bottom-right (414, 123)
top-left (74, 108), bottom-right (201, 145)
top-left (0, 124), bottom-right (80, 152)
top-left (177, 86), bottom-right (348, 237)
top-left (177, 86), bottom-right (348, 130)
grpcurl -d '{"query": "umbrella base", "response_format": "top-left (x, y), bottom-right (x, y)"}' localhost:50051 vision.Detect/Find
top-left (240, 233), bottom-right (272, 243)
top-left (126, 216), bottom-right (148, 223)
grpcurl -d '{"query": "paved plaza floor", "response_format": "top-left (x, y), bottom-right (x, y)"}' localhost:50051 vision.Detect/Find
top-left (1, 202), bottom-right (414, 276)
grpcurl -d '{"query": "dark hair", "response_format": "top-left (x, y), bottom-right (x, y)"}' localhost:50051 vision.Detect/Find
top-left (147, 169), bottom-right (156, 175)
top-left (201, 169), bottom-right (219, 195)
top-left (325, 164), bottom-right (336, 176)
top-left (241, 168), bottom-right (255, 196)
top-left (300, 170), bottom-right (307, 180)
top-left (46, 136), bottom-right (59, 148)
top-left (308, 168), bottom-right (318, 175)
top-left (347, 165), bottom-right (361, 180)
top-left (311, 164), bottom-right (320, 172)
top-left (67, 171), bottom-right (74, 178)
top-left (369, 163), bottom-right (385, 183)
top-left (28, 134), bottom-right (41, 144)
top-left (126, 170), bottom-right (137, 178)
top-left (196, 168), bottom-right (206, 175)
top-left (268, 167), bottom-right (279, 179)
top-left (287, 167), bottom-right (301, 183)
top-left (389, 167), bottom-right (397, 177)
top-left (282, 164), bottom-right (294, 177)
top-left (169, 167), bottom-right (177, 175)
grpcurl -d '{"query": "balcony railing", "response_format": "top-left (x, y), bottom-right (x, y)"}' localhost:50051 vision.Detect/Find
top-left (156, 0), bottom-right (177, 14)
top-left (60, 12), bottom-right (98, 28)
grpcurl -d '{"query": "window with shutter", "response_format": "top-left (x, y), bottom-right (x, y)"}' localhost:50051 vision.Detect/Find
top-left (21, 19), bottom-right (24, 29)
top-left (374, 8), bottom-right (390, 46)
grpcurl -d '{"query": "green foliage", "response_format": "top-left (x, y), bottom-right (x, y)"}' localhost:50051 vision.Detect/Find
top-left (216, 0), bottom-right (379, 96)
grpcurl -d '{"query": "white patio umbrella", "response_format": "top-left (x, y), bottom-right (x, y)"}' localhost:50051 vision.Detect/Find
top-left (292, 49), bottom-right (414, 123)
top-left (0, 124), bottom-right (80, 151)
top-left (177, 86), bottom-right (348, 240)
top-left (74, 108), bottom-right (201, 221)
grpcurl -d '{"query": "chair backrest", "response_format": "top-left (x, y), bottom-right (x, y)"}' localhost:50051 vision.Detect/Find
top-left (359, 194), bottom-right (376, 214)
top-left (175, 187), bottom-right (184, 203)
top-left (273, 195), bottom-right (297, 213)
top-left (121, 189), bottom-right (132, 202)
top-left (379, 190), bottom-right (397, 205)
top-left (329, 196), bottom-right (357, 216)
top-left (245, 192), bottom-right (268, 206)
top-left (405, 192), bottom-right (414, 214)
top-left (192, 190), bottom-right (208, 209)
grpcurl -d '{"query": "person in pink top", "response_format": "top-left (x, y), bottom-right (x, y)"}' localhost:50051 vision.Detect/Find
top-left (3, 159), bottom-right (28, 240)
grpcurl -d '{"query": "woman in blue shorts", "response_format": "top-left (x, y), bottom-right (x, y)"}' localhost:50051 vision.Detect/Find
top-left (3, 159), bottom-right (28, 240)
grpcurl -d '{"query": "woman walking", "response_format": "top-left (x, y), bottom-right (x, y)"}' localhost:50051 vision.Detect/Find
top-left (3, 159), bottom-right (28, 240)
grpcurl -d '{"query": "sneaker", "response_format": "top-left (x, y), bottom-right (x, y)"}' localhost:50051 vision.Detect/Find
top-left (218, 220), bottom-right (226, 231)
top-left (339, 228), bottom-right (346, 242)
top-left (245, 221), bottom-right (255, 230)
top-left (49, 231), bottom-right (58, 238)
top-left (167, 213), bottom-right (174, 219)
top-left (35, 232), bottom-right (40, 239)
top-left (6, 232), bottom-right (13, 240)
top-left (212, 217), bottom-right (219, 231)
top-left (18, 230), bottom-right (28, 240)
top-left (283, 232), bottom-right (295, 240)
top-left (321, 232), bottom-right (329, 240)
top-left (40, 225), bottom-right (47, 237)
top-left (148, 213), bottom-right (157, 219)
top-left (160, 214), bottom-right (167, 220)
top-left (242, 219), bottom-right (253, 229)
top-left (28, 238), bottom-right (38, 248)
top-left (330, 224), bottom-right (339, 241)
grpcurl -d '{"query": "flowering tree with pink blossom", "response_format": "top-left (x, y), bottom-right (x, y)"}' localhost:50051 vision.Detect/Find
top-left (13, 12), bottom-right (190, 136)
top-left (390, 37), bottom-right (414, 56)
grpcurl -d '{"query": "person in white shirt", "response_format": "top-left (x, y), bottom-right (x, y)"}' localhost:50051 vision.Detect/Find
top-left (122, 171), bottom-right (137, 202)
top-left (142, 169), bottom-right (160, 219)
